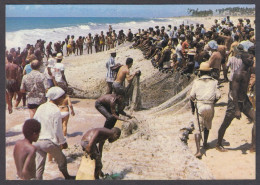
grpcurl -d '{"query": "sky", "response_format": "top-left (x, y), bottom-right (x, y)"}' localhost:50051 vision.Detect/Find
top-left (6, 4), bottom-right (255, 18)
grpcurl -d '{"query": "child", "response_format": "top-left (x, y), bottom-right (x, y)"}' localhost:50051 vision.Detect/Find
top-left (13, 119), bottom-right (41, 180)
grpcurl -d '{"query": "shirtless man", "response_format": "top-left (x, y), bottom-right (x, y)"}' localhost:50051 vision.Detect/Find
top-left (5, 54), bottom-right (22, 112)
top-left (112, 57), bottom-right (140, 96)
top-left (94, 34), bottom-right (100, 53)
top-left (217, 44), bottom-right (228, 82)
top-left (99, 31), bottom-right (105, 51)
top-left (86, 33), bottom-right (93, 54)
top-left (65, 35), bottom-right (70, 56)
top-left (111, 30), bottom-right (117, 48)
top-left (206, 40), bottom-right (222, 81)
top-left (76, 36), bottom-right (84, 55)
top-left (216, 49), bottom-right (256, 152)
top-left (81, 127), bottom-right (121, 179)
top-left (68, 35), bottom-right (75, 56)
top-left (95, 93), bottom-right (133, 129)
top-left (106, 32), bottom-right (112, 50)
top-left (13, 119), bottom-right (41, 180)
top-left (54, 41), bottom-right (62, 55)
top-left (46, 42), bottom-right (53, 59)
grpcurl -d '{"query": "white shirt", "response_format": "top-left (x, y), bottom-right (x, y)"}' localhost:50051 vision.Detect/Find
top-left (34, 101), bottom-right (66, 145)
top-left (54, 63), bottom-right (65, 83)
top-left (190, 75), bottom-right (221, 103)
top-left (44, 67), bottom-right (55, 80)
top-left (176, 43), bottom-right (182, 59)
top-left (240, 40), bottom-right (254, 52)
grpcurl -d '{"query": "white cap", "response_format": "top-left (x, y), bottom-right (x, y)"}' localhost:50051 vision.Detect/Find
top-left (46, 86), bottom-right (65, 100)
top-left (47, 58), bottom-right (55, 67)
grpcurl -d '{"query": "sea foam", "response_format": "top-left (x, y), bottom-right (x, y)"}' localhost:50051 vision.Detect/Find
top-left (6, 18), bottom-right (186, 50)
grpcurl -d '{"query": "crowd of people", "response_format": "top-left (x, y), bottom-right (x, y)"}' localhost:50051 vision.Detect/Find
top-left (130, 16), bottom-right (256, 158)
top-left (6, 16), bottom-right (256, 180)
top-left (6, 24), bottom-right (138, 179)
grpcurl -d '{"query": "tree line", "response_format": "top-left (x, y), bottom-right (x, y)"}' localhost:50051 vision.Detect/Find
top-left (187, 7), bottom-right (255, 17)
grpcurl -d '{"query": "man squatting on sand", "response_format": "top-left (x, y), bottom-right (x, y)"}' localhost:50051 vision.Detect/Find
top-left (10, 16), bottom-right (256, 179)
top-left (80, 127), bottom-right (121, 179)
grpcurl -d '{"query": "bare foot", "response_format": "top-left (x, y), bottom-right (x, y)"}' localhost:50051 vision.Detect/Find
top-left (8, 107), bottom-right (13, 114)
top-left (249, 147), bottom-right (255, 153)
top-left (216, 145), bottom-right (228, 152)
top-left (195, 152), bottom-right (202, 159)
top-left (203, 143), bottom-right (209, 149)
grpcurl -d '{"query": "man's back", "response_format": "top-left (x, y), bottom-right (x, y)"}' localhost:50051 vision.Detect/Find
top-left (232, 65), bottom-right (250, 102)
top-left (190, 75), bottom-right (220, 102)
top-left (208, 51), bottom-right (222, 70)
top-left (34, 102), bottom-right (65, 145)
top-left (96, 94), bottom-right (117, 109)
top-left (115, 65), bottom-right (128, 84)
top-left (6, 62), bottom-right (19, 80)
top-left (14, 140), bottom-right (36, 179)
top-left (21, 70), bottom-right (48, 105)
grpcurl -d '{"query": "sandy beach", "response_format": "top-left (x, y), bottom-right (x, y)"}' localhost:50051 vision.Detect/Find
top-left (6, 15), bottom-right (255, 180)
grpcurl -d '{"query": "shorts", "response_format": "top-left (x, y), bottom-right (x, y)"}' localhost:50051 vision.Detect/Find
top-left (225, 93), bottom-right (253, 118)
top-left (194, 61), bottom-right (200, 69)
top-left (177, 58), bottom-right (183, 67)
top-left (27, 104), bottom-right (40, 109)
top-left (211, 68), bottom-right (220, 80)
top-left (221, 58), bottom-right (226, 64)
top-left (112, 82), bottom-right (125, 96)
top-left (195, 102), bottom-right (214, 132)
top-left (6, 79), bottom-right (20, 93)
top-left (95, 101), bottom-right (118, 129)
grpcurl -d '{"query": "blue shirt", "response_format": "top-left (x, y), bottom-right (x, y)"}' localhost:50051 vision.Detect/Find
top-left (24, 64), bottom-right (32, 74)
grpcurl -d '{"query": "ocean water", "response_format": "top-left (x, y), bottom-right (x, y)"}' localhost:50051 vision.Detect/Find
top-left (6, 17), bottom-right (191, 50)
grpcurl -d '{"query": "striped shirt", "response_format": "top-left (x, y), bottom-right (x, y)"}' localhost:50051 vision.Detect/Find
top-left (226, 56), bottom-right (242, 81)
top-left (106, 56), bottom-right (116, 82)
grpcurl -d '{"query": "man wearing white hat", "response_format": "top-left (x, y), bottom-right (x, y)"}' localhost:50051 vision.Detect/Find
top-left (44, 52), bottom-right (57, 87)
top-left (53, 53), bottom-right (68, 92)
top-left (34, 86), bottom-right (75, 180)
top-left (190, 62), bottom-right (221, 158)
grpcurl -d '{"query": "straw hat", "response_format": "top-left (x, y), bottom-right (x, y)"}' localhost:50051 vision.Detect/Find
top-left (198, 62), bottom-right (212, 71)
top-left (55, 53), bottom-right (63, 60)
top-left (234, 44), bottom-right (244, 55)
